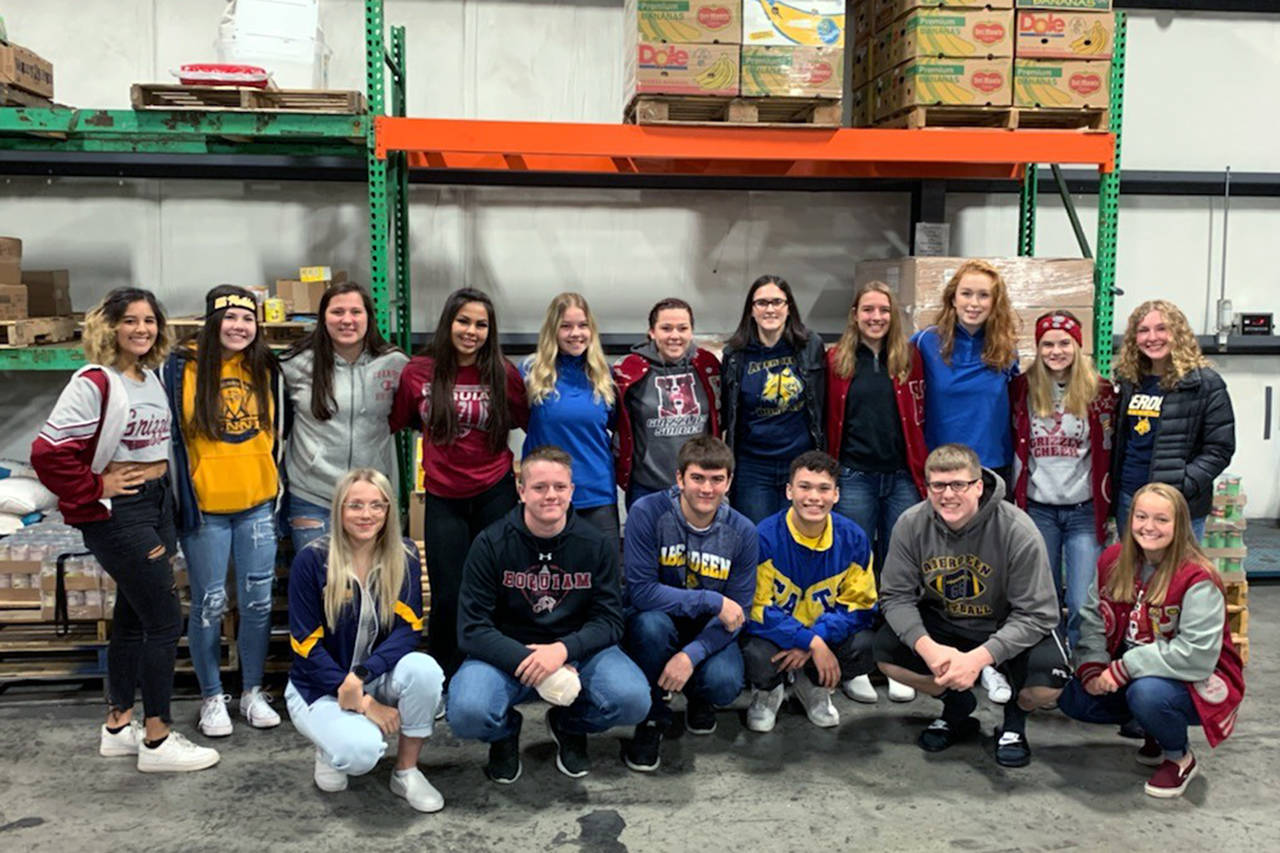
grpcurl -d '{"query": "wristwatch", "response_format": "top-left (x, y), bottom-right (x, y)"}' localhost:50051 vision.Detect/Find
top-left (352, 664), bottom-right (373, 683)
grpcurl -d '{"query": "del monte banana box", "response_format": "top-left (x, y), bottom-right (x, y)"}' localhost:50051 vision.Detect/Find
top-left (743, 0), bottom-right (845, 48)
top-left (1015, 10), bottom-right (1113, 59)
top-left (877, 9), bottom-right (1014, 70)
top-left (1013, 58), bottom-right (1108, 108)
top-left (875, 0), bottom-right (1013, 33)
top-left (741, 45), bottom-right (843, 97)
top-left (626, 0), bottom-right (742, 44)
top-left (627, 41), bottom-right (741, 96)
top-left (874, 57), bottom-right (1012, 119)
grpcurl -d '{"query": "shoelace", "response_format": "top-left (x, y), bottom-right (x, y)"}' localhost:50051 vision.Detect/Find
top-left (205, 693), bottom-right (232, 708)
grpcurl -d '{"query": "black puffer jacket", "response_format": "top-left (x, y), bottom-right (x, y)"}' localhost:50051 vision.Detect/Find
top-left (1112, 366), bottom-right (1235, 518)
top-left (720, 332), bottom-right (826, 454)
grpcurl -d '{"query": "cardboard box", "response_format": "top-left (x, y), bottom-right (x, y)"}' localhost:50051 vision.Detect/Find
top-left (875, 0), bottom-right (1014, 33)
top-left (0, 42), bottom-right (54, 98)
top-left (22, 270), bottom-right (71, 317)
top-left (0, 284), bottom-right (28, 320)
top-left (876, 9), bottom-right (1014, 72)
top-left (873, 57), bottom-right (1012, 118)
top-left (276, 279), bottom-right (327, 314)
top-left (627, 41), bottom-right (740, 96)
top-left (1013, 58), bottom-right (1108, 108)
top-left (626, 0), bottom-right (742, 44)
top-left (1015, 10), bottom-right (1113, 58)
top-left (1015, 0), bottom-right (1111, 10)
top-left (852, 1), bottom-right (874, 45)
top-left (849, 83), bottom-right (873, 126)
top-left (0, 259), bottom-right (20, 285)
top-left (0, 237), bottom-right (20, 262)
top-left (741, 45), bottom-right (843, 98)
top-left (851, 41), bottom-right (871, 89)
top-left (743, 0), bottom-right (845, 47)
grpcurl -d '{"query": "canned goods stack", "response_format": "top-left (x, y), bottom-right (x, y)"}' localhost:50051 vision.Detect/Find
top-left (1206, 474), bottom-right (1248, 665)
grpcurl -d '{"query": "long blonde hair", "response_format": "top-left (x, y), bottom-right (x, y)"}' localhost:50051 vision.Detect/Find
top-left (831, 281), bottom-right (911, 382)
top-left (1113, 299), bottom-right (1211, 389)
top-left (933, 259), bottom-right (1018, 369)
top-left (524, 292), bottom-right (615, 407)
top-left (322, 468), bottom-right (410, 631)
top-left (1105, 482), bottom-right (1216, 607)
top-left (82, 287), bottom-right (172, 371)
top-left (1027, 310), bottom-right (1100, 418)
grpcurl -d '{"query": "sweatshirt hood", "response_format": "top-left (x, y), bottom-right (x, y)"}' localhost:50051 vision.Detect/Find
top-left (664, 484), bottom-right (731, 533)
top-left (503, 503), bottom-right (579, 550)
top-left (931, 467), bottom-right (1005, 538)
top-left (630, 338), bottom-right (693, 367)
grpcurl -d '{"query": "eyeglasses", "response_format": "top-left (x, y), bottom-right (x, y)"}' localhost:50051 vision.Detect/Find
top-left (926, 479), bottom-right (980, 495)
top-left (752, 297), bottom-right (787, 310)
top-left (343, 500), bottom-right (390, 514)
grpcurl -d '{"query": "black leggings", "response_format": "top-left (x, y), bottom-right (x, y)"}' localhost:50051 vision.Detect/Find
top-left (423, 473), bottom-right (517, 680)
top-left (743, 631), bottom-right (875, 690)
top-left (77, 477), bottom-right (181, 723)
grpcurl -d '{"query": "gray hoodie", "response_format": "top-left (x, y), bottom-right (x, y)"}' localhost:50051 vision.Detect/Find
top-left (280, 347), bottom-right (409, 507)
top-left (880, 468), bottom-right (1060, 665)
top-left (625, 339), bottom-right (711, 494)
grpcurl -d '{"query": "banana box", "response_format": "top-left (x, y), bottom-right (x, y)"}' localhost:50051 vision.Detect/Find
top-left (627, 41), bottom-right (741, 96)
top-left (874, 57), bottom-right (1012, 118)
top-left (741, 45), bottom-right (843, 97)
top-left (1015, 10), bottom-right (1113, 59)
top-left (1013, 58), bottom-right (1108, 108)
top-left (1014, 0), bottom-right (1111, 10)
top-left (877, 9), bottom-right (1014, 71)
top-left (849, 83), bottom-right (873, 126)
top-left (626, 0), bottom-right (742, 44)
top-left (851, 41), bottom-right (871, 90)
top-left (851, 1), bottom-right (874, 45)
top-left (743, 0), bottom-right (845, 47)
top-left (874, 0), bottom-right (1014, 34)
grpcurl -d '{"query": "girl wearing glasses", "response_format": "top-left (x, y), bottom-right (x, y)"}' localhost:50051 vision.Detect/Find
top-left (1010, 311), bottom-right (1116, 648)
top-left (719, 275), bottom-right (826, 523)
top-left (286, 468), bottom-right (445, 811)
top-left (162, 285), bottom-right (286, 739)
top-left (391, 288), bottom-right (529, 680)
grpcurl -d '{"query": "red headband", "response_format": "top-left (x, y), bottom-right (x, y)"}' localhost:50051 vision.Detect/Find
top-left (1035, 313), bottom-right (1083, 347)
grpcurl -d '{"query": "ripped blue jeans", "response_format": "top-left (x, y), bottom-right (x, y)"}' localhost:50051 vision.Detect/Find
top-left (180, 501), bottom-right (277, 698)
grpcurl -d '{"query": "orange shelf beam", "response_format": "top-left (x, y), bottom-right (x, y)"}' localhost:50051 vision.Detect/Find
top-left (376, 116), bottom-right (1116, 180)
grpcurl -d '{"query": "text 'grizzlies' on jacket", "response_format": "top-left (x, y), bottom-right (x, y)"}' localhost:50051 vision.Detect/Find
top-left (280, 347), bottom-right (408, 508)
top-left (458, 506), bottom-right (624, 675)
top-left (878, 469), bottom-right (1059, 664)
top-left (749, 508), bottom-right (877, 651)
top-left (288, 536), bottom-right (425, 705)
top-left (623, 487), bottom-right (758, 666)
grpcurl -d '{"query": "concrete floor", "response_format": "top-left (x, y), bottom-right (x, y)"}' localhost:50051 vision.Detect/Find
top-left (1, 589), bottom-right (1275, 852)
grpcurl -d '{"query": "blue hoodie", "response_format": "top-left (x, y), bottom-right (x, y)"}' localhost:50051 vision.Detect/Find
top-left (914, 325), bottom-right (1018, 468)
top-left (521, 353), bottom-right (616, 509)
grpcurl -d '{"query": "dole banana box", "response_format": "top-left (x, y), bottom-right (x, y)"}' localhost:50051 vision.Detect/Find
top-left (851, 40), bottom-right (871, 90)
top-left (1014, 0), bottom-right (1111, 10)
top-left (743, 0), bottom-right (845, 48)
top-left (874, 57), bottom-right (1012, 118)
top-left (875, 0), bottom-right (1014, 34)
top-left (876, 9), bottom-right (1014, 71)
top-left (851, 1), bottom-right (874, 46)
top-left (1015, 10), bottom-right (1114, 59)
top-left (741, 45), bottom-right (843, 97)
top-left (627, 41), bottom-right (741, 96)
top-left (849, 83), bottom-right (873, 126)
top-left (625, 0), bottom-right (742, 44)
top-left (1013, 58), bottom-right (1108, 108)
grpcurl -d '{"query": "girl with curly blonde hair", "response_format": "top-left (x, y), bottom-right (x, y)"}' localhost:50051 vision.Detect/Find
top-left (1111, 300), bottom-right (1234, 539)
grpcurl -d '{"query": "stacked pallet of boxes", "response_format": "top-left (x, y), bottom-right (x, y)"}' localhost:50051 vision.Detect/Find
top-left (0, 236), bottom-right (79, 348)
top-left (0, 29), bottom-right (55, 107)
top-left (1012, 0), bottom-right (1114, 126)
top-left (623, 0), bottom-right (742, 122)
top-left (1206, 475), bottom-right (1248, 665)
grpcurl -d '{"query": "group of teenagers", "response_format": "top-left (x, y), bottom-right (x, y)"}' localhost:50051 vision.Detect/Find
top-left (27, 259), bottom-right (1243, 813)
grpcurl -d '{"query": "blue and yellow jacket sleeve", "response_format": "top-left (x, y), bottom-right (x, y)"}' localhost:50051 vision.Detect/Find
top-left (362, 538), bottom-right (426, 681)
top-left (748, 557), bottom-right (818, 650)
top-left (288, 546), bottom-right (349, 697)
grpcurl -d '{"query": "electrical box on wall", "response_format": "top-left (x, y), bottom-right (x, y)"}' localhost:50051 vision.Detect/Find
top-left (1236, 313), bottom-right (1273, 336)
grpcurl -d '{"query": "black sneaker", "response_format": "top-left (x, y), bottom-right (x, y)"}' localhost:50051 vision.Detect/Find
top-left (484, 710), bottom-right (523, 784)
top-left (994, 727), bottom-right (1032, 768)
top-left (917, 716), bottom-right (980, 752)
top-left (623, 722), bottom-right (663, 772)
top-left (546, 707), bottom-right (590, 778)
top-left (685, 699), bottom-right (717, 735)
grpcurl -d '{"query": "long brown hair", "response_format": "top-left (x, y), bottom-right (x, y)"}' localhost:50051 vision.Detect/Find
top-left (1026, 310), bottom-right (1100, 418)
top-left (726, 274), bottom-right (811, 351)
top-left (1113, 299), bottom-right (1210, 390)
top-left (185, 284), bottom-right (277, 441)
top-left (932, 259), bottom-right (1018, 369)
top-left (426, 288), bottom-right (512, 454)
top-left (1105, 482), bottom-right (1216, 607)
top-left (82, 287), bottom-right (172, 371)
top-left (831, 281), bottom-right (911, 382)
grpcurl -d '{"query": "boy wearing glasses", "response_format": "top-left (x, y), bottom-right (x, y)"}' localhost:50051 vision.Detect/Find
top-left (874, 444), bottom-right (1068, 767)
top-left (743, 451), bottom-right (878, 732)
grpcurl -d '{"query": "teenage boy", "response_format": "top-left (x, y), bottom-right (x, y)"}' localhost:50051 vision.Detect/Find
top-left (621, 435), bottom-right (757, 772)
top-left (743, 451), bottom-right (878, 732)
top-left (447, 447), bottom-right (650, 783)
top-left (875, 444), bottom-right (1069, 767)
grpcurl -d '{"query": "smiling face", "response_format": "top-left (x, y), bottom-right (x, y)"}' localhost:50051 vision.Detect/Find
top-left (676, 463), bottom-right (731, 524)
top-left (219, 307), bottom-right (257, 357)
top-left (927, 466), bottom-right (983, 530)
top-left (953, 272), bottom-right (995, 333)
top-left (1130, 491), bottom-right (1176, 563)
top-left (341, 479), bottom-right (390, 547)
top-left (325, 291), bottom-right (368, 354)
top-left (115, 299), bottom-right (159, 362)
top-left (787, 467), bottom-right (838, 528)
top-left (649, 307), bottom-right (694, 363)
top-left (518, 459), bottom-right (574, 532)
top-left (451, 300), bottom-right (491, 365)
top-left (856, 289), bottom-right (892, 342)
top-left (751, 283), bottom-right (789, 341)
top-left (556, 305), bottom-right (591, 357)
top-left (1037, 329), bottom-right (1077, 377)
top-left (1134, 309), bottom-right (1172, 369)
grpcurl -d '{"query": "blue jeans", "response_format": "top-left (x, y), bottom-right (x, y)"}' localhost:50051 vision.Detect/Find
top-left (1059, 675), bottom-right (1201, 758)
top-left (285, 492), bottom-right (330, 554)
top-left (285, 652), bottom-right (444, 775)
top-left (1026, 499), bottom-right (1100, 649)
top-left (446, 645), bottom-right (651, 741)
top-left (834, 468), bottom-right (921, 572)
top-left (180, 500), bottom-right (276, 697)
top-left (730, 455), bottom-right (793, 524)
top-left (1115, 490), bottom-right (1206, 542)
top-left (624, 610), bottom-right (744, 727)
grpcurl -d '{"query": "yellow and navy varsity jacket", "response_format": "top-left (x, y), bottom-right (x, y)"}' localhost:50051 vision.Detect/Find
top-left (288, 536), bottom-right (425, 705)
top-left (747, 508), bottom-right (877, 650)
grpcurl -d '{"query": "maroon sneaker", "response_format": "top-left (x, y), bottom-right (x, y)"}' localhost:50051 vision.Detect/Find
top-left (1144, 753), bottom-right (1198, 798)
top-left (1136, 735), bottom-right (1163, 767)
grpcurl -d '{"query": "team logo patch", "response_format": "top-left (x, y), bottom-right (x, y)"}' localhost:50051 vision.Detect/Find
top-left (922, 554), bottom-right (993, 617)
top-left (1193, 673), bottom-right (1229, 705)
top-left (218, 377), bottom-right (264, 443)
top-left (655, 373), bottom-right (700, 418)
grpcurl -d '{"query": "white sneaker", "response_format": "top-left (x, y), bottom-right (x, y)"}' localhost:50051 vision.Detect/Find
top-left (793, 675), bottom-right (840, 728)
top-left (980, 666), bottom-right (1013, 704)
top-left (99, 720), bottom-right (143, 757)
top-left (199, 694), bottom-right (233, 737)
top-left (314, 749), bottom-right (348, 793)
top-left (746, 685), bottom-right (786, 733)
top-left (390, 767), bottom-right (445, 813)
top-left (841, 674), bottom-right (878, 704)
top-left (887, 678), bottom-right (917, 703)
top-left (137, 730), bottom-right (220, 772)
top-left (240, 688), bottom-right (282, 729)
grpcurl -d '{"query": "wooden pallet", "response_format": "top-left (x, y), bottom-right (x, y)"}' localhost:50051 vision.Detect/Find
top-left (167, 316), bottom-right (313, 346)
top-left (0, 83), bottom-right (55, 109)
top-left (1225, 580), bottom-right (1248, 607)
top-left (625, 95), bottom-right (841, 128)
top-left (0, 316), bottom-right (79, 348)
top-left (875, 105), bottom-right (1108, 131)
top-left (1233, 634), bottom-right (1249, 666)
top-left (131, 84), bottom-right (367, 115)
top-left (1227, 606), bottom-right (1248, 636)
